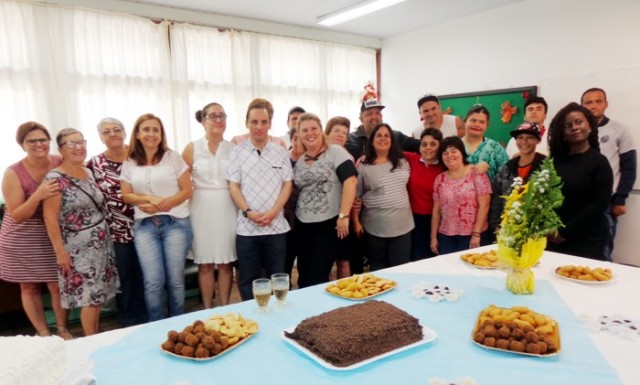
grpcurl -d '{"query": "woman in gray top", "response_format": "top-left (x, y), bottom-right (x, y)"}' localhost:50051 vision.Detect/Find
top-left (353, 123), bottom-right (414, 271)
top-left (294, 113), bottom-right (357, 288)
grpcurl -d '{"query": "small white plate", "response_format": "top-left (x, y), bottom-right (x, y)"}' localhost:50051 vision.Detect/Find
top-left (281, 326), bottom-right (437, 370)
top-left (553, 268), bottom-right (615, 285)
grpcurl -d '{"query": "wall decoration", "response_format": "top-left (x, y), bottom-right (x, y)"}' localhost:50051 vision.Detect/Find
top-left (439, 86), bottom-right (537, 146)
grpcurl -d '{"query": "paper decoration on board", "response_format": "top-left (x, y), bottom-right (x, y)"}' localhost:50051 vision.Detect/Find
top-left (500, 100), bottom-right (518, 123)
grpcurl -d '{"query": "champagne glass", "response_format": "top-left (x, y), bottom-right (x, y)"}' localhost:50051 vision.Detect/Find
top-left (271, 273), bottom-right (290, 308)
top-left (252, 278), bottom-right (272, 314)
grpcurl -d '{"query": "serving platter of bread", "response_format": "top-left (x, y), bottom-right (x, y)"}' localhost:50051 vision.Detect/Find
top-left (325, 273), bottom-right (397, 300)
top-left (554, 265), bottom-right (614, 285)
top-left (471, 305), bottom-right (560, 357)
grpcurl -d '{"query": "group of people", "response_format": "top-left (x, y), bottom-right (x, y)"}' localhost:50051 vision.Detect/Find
top-left (0, 86), bottom-right (634, 337)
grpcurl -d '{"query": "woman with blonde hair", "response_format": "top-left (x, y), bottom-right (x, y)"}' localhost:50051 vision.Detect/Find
top-left (294, 113), bottom-right (357, 287)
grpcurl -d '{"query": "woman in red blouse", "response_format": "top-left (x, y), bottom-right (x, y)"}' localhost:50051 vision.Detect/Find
top-left (404, 128), bottom-right (444, 260)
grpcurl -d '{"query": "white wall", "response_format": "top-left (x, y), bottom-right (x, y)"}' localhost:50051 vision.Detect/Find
top-left (380, 0), bottom-right (640, 265)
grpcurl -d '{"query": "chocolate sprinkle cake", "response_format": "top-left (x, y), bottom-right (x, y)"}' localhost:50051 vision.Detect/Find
top-left (284, 300), bottom-right (423, 367)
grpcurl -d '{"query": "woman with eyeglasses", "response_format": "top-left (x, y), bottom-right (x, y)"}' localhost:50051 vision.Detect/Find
top-left (0, 122), bottom-right (72, 338)
top-left (86, 118), bottom-right (147, 326)
top-left (546, 102), bottom-right (613, 261)
top-left (42, 128), bottom-right (119, 336)
top-left (294, 113), bottom-right (357, 287)
top-left (120, 114), bottom-right (192, 321)
top-left (182, 103), bottom-right (236, 308)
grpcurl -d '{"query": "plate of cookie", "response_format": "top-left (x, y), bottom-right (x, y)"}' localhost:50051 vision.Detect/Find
top-left (160, 312), bottom-right (259, 361)
top-left (554, 265), bottom-right (614, 285)
top-left (325, 273), bottom-right (397, 300)
top-left (471, 305), bottom-right (561, 357)
top-left (460, 250), bottom-right (498, 269)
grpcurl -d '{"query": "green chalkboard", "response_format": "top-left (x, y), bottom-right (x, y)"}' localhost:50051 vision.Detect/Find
top-left (439, 86), bottom-right (537, 146)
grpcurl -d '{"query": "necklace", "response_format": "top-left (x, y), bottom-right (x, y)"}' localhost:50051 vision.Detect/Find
top-left (304, 146), bottom-right (326, 162)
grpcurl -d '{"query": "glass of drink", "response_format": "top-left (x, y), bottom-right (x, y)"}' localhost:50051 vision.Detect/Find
top-left (271, 273), bottom-right (290, 308)
top-left (252, 278), bottom-right (272, 314)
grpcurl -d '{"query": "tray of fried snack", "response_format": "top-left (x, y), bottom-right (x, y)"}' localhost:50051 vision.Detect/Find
top-left (325, 273), bottom-right (397, 300)
top-left (460, 250), bottom-right (499, 269)
top-left (471, 305), bottom-right (560, 357)
top-left (161, 312), bottom-right (259, 361)
top-left (554, 265), bottom-right (614, 285)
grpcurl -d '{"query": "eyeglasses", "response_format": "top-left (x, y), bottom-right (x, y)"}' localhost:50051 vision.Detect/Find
top-left (60, 140), bottom-right (87, 149)
top-left (24, 138), bottom-right (50, 145)
top-left (100, 127), bottom-right (124, 136)
top-left (204, 114), bottom-right (227, 122)
top-left (330, 128), bottom-right (349, 136)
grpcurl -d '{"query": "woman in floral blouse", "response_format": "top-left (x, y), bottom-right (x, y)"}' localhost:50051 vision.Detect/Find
top-left (431, 136), bottom-right (492, 255)
top-left (43, 128), bottom-right (119, 336)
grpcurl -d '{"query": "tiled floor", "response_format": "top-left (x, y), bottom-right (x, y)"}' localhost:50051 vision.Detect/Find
top-left (1, 267), bottom-right (301, 338)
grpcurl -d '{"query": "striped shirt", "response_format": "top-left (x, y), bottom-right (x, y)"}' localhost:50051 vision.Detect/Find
top-left (357, 159), bottom-right (414, 237)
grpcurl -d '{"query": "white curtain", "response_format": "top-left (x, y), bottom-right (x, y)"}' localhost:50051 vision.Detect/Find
top-left (170, 24), bottom-right (377, 141)
top-left (0, 0), bottom-right (376, 178)
top-left (0, 1), bottom-right (171, 173)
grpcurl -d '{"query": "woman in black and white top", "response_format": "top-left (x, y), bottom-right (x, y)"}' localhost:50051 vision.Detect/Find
top-left (293, 113), bottom-right (357, 288)
top-left (353, 123), bottom-right (414, 271)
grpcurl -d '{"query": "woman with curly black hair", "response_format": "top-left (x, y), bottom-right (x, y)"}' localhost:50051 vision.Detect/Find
top-left (547, 102), bottom-right (613, 260)
top-left (353, 123), bottom-right (413, 270)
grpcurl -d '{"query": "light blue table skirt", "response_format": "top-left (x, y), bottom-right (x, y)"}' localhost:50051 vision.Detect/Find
top-left (91, 273), bottom-right (622, 385)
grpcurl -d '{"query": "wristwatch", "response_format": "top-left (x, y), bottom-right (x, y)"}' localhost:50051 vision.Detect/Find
top-left (242, 208), bottom-right (252, 218)
top-left (338, 213), bottom-right (349, 219)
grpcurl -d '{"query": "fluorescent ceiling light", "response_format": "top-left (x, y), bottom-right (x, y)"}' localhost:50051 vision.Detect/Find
top-left (318, 0), bottom-right (407, 27)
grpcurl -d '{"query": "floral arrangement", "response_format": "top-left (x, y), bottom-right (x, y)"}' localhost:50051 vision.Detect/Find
top-left (497, 157), bottom-right (564, 294)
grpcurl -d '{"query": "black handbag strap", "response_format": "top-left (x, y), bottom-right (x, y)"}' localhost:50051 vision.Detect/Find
top-left (52, 171), bottom-right (106, 231)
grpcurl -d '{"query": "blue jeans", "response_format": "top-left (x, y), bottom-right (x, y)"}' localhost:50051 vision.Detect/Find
top-left (236, 234), bottom-right (286, 301)
top-left (134, 216), bottom-right (192, 322)
top-left (437, 231), bottom-right (491, 255)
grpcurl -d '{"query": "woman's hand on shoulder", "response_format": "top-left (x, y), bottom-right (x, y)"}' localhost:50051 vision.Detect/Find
top-left (472, 162), bottom-right (490, 175)
top-left (37, 180), bottom-right (61, 201)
